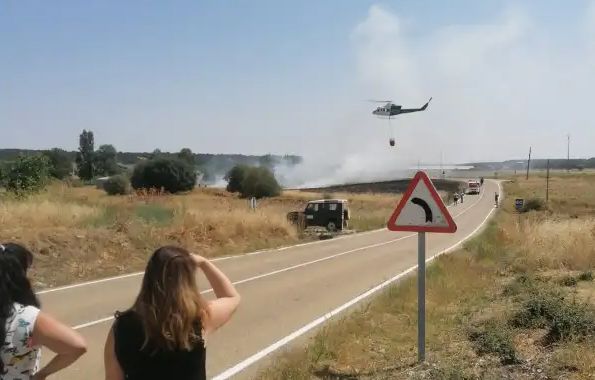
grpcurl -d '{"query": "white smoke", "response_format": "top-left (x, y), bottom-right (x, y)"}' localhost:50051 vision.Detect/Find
top-left (280, 3), bottom-right (595, 187)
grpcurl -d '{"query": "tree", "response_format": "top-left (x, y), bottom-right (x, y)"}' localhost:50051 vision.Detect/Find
top-left (131, 157), bottom-right (196, 193)
top-left (150, 149), bottom-right (163, 160)
top-left (43, 148), bottom-right (73, 179)
top-left (225, 165), bottom-right (281, 198)
top-left (225, 165), bottom-right (249, 193)
top-left (177, 148), bottom-right (195, 166)
top-left (5, 155), bottom-right (50, 194)
top-left (0, 161), bottom-right (9, 188)
top-left (283, 155), bottom-right (303, 166)
top-left (76, 130), bottom-right (95, 180)
top-left (240, 166), bottom-right (281, 198)
top-left (95, 144), bottom-right (120, 176)
top-left (259, 154), bottom-right (277, 170)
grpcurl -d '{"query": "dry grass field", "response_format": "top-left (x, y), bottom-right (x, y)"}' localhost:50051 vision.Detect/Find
top-left (258, 173), bottom-right (595, 380)
top-left (0, 183), bottom-right (402, 288)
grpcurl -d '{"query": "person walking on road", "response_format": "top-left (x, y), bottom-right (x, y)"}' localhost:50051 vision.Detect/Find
top-left (104, 246), bottom-right (241, 380)
top-left (460, 191), bottom-right (465, 204)
top-left (0, 243), bottom-right (87, 380)
top-left (494, 192), bottom-right (500, 207)
top-left (453, 192), bottom-right (459, 205)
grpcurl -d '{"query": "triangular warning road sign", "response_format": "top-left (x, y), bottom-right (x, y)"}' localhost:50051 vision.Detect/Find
top-left (387, 171), bottom-right (457, 233)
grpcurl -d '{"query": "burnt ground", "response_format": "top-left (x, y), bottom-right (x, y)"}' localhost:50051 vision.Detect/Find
top-left (301, 178), bottom-right (464, 195)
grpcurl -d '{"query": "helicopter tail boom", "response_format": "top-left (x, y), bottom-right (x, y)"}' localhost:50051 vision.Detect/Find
top-left (398, 97), bottom-right (432, 114)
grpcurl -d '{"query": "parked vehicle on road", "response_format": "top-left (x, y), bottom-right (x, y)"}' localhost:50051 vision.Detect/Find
top-left (467, 180), bottom-right (481, 195)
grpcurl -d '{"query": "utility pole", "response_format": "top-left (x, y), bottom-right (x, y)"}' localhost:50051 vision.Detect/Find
top-left (526, 146), bottom-right (532, 180)
top-left (567, 134), bottom-right (570, 172)
top-left (546, 159), bottom-right (550, 203)
top-left (440, 151), bottom-right (444, 179)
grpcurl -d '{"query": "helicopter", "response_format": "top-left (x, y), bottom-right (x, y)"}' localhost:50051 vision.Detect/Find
top-left (371, 97), bottom-right (432, 146)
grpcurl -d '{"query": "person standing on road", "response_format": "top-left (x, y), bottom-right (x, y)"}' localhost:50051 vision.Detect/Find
top-left (0, 243), bottom-right (87, 380)
top-left (494, 192), bottom-right (500, 207)
top-left (460, 191), bottom-right (465, 204)
top-left (104, 246), bottom-right (241, 380)
top-left (453, 192), bottom-right (459, 205)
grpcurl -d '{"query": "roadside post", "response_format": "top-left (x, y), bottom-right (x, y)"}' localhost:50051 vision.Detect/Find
top-left (515, 198), bottom-right (524, 212)
top-left (249, 197), bottom-right (257, 211)
top-left (387, 171), bottom-right (457, 362)
top-left (515, 198), bottom-right (524, 225)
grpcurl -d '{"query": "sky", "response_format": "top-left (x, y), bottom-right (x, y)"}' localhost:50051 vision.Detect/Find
top-left (1, 1), bottom-right (595, 182)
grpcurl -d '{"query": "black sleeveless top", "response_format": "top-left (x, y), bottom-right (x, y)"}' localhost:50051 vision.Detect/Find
top-left (113, 310), bottom-right (206, 380)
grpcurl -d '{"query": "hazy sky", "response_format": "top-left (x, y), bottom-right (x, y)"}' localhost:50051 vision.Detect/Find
top-left (2, 1), bottom-right (594, 168)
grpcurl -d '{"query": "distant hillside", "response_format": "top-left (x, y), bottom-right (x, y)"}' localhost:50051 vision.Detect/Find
top-left (0, 149), bottom-right (302, 183)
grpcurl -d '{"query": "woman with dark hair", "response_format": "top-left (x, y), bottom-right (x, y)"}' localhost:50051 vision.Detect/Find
top-left (104, 246), bottom-right (241, 380)
top-left (0, 243), bottom-right (87, 380)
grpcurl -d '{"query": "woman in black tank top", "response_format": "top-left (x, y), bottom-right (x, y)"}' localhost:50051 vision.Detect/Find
top-left (104, 246), bottom-right (241, 380)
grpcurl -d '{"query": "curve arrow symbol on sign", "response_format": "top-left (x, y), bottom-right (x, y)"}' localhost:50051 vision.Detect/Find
top-left (411, 197), bottom-right (433, 222)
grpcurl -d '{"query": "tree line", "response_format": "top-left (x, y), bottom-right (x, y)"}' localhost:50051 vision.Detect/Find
top-left (0, 130), bottom-right (290, 198)
top-left (0, 146), bottom-right (301, 183)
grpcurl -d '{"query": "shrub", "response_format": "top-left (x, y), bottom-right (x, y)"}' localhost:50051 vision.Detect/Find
top-left (103, 175), bottom-right (131, 195)
top-left (468, 321), bottom-right (519, 364)
top-left (510, 289), bottom-right (563, 329)
top-left (5, 155), bottom-right (50, 195)
top-left (578, 271), bottom-right (593, 282)
top-left (503, 274), bottom-right (537, 297)
top-left (131, 158), bottom-right (196, 193)
top-left (240, 166), bottom-right (281, 199)
top-left (510, 289), bottom-right (595, 342)
top-left (522, 197), bottom-right (545, 213)
top-left (559, 275), bottom-right (578, 287)
top-left (547, 301), bottom-right (595, 343)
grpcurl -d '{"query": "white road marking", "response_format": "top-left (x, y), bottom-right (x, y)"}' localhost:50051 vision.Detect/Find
top-left (67, 190), bottom-right (484, 330)
top-left (72, 316), bottom-right (116, 330)
top-left (72, 234), bottom-right (417, 330)
top-left (212, 181), bottom-right (500, 380)
top-left (37, 228), bottom-right (385, 295)
top-left (38, 191), bottom-right (472, 295)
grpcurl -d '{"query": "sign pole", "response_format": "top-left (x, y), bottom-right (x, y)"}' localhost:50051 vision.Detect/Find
top-left (417, 231), bottom-right (426, 363)
top-left (387, 171), bottom-right (457, 363)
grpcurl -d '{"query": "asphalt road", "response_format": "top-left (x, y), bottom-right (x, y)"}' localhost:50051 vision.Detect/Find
top-left (38, 180), bottom-right (499, 379)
